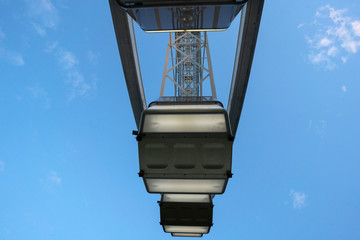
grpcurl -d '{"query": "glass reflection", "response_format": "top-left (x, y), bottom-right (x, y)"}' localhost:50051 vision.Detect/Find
top-left (123, 4), bottom-right (245, 32)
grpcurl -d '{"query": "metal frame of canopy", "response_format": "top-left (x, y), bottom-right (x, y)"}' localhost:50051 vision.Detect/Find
top-left (109, 0), bottom-right (264, 135)
top-left (115, 0), bottom-right (248, 32)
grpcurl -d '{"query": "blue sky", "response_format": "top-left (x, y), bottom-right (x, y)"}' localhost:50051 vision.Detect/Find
top-left (1, 0), bottom-right (360, 239)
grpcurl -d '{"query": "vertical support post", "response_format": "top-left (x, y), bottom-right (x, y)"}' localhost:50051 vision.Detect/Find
top-left (205, 32), bottom-right (217, 99)
top-left (109, 0), bottom-right (147, 129)
top-left (160, 34), bottom-right (171, 97)
top-left (227, 0), bottom-right (264, 136)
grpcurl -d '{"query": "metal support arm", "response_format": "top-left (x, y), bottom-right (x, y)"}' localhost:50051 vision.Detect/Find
top-left (109, 0), bottom-right (147, 129)
top-left (227, 0), bottom-right (264, 136)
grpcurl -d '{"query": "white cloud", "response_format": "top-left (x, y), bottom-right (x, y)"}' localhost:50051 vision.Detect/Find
top-left (67, 71), bottom-right (92, 100)
top-left (27, 86), bottom-right (48, 98)
top-left (27, 86), bottom-right (51, 108)
top-left (319, 37), bottom-right (332, 47)
top-left (26, 0), bottom-right (59, 30)
top-left (46, 43), bottom-right (94, 100)
top-left (87, 50), bottom-right (99, 65)
top-left (43, 39), bottom-right (96, 100)
top-left (308, 50), bottom-right (336, 70)
top-left (40, 170), bottom-right (62, 195)
top-left (0, 49), bottom-right (25, 66)
top-left (341, 40), bottom-right (360, 53)
top-left (309, 51), bottom-right (325, 63)
top-left (308, 119), bottom-right (327, 137)
top-left (342, 85), bottom-right (347, 92)
top-left (327, 46), bottom-right (338, 56)
top-left (303, 5), bottom-right (360, 69)
top-left (325, 5), bottom-right (347, 23)
top-left (31, 22), bottom-right (46, 37)
top-left (23, 0), bottom-right (97, 101)
top-left (7, 51), bottom-right (25, 66)
top-left (352, 21), bottom-right (360, 36)
top-left (290, 190), bottom-right (307, 209)
top-left (44, 41), bottom-right (58, 53)
top-left (49, 171), bottom-right (61, 185)
top-left (297, 23), bottom-right (306, 29)
top-left (58, 49), bottom-right (94, 100)
top-left (0, 27), bottom-right (24, 66)
top-left (59, 49), bottom-right (79, 69)
top-left (0, 160), bottom-right (4, 172)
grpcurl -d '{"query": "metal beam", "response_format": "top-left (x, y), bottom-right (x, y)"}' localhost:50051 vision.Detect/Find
top-left (109, 0), bottom-right (147, 129)
top-left (227, 0), bottom-right (264, 136)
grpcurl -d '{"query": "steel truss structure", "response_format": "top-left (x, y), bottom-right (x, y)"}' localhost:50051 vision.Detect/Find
top-left (160, 32), bottom-right (216, 98)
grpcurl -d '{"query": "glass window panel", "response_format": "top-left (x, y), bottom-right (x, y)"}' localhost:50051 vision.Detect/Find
top-left (172, 233), bottom-right (203, 237)
top-left (142, 113), bottom-right (226, 133)
top-left (149, 104), bottom-right (223, 110)
top-left (120, 0), bottom-right (240, 5)
top-left (164, 225), bottom-right (209, 234)
top-left (162, 194), bottom-right (210, 203)
top-left (145, 179), bottom-right (225, 193)
top-left (125, 5), bottom-right (244, 32)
